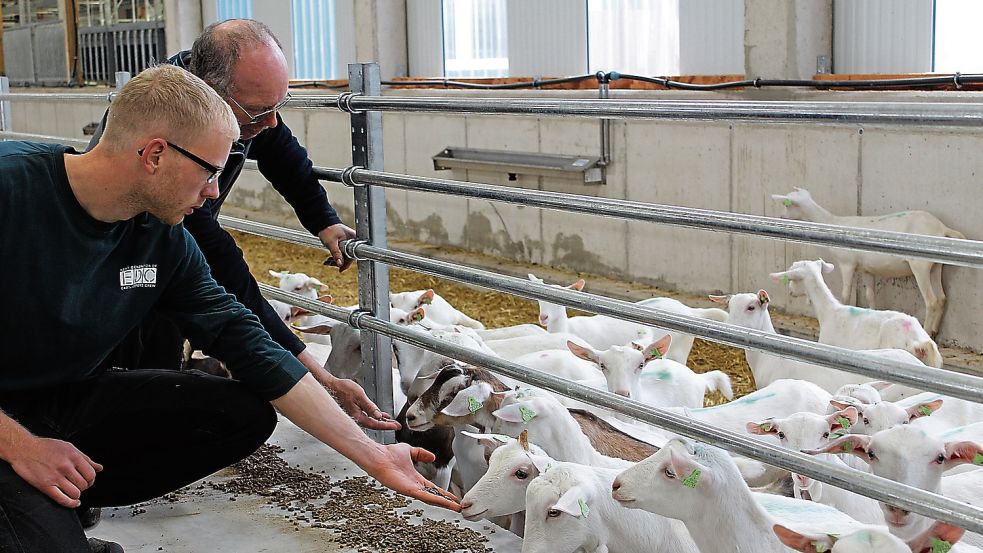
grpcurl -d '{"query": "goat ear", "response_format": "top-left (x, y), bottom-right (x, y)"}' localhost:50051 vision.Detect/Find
top-left (906, 398), bottom-right (943, 421)
top-left (772, 524), bottom-right (834, 553)
top-left (943, 440), bottom-right (983, 470)
top-left (417, 289), bottom-right (435, 307)
top-left (294, 320), bottom-right (341, 335)
top-left (707, 294), bottom-right (729, 305)
top-left (829, 398), bottom-right (864, 413)
top-left (907, 521), bottom-right (966, 553)
top-left (818, 259), bottom-right (835, 274)
top-left (552, 485), bottom-right (592, 519)
top-left (757, 289), bottom-right (770, 304)
top-left (668, 448), bottom-right (711, 490)
top-left (769, 271), bottom-right (789, 285)
top-left (746, 419), bottom-right (779, 436)
top-left (867, 380), bottom-right (894, 391)
top-left (410, 307), bottom-right (426, 323)
top-left (309, 277), bottom-right (327, 290)
top-left (441, 382), bottom-right (493, 417)
top-left (644, 335), bottom-right (671, 361)
top-left (289, 306), bottom-right (311, 319)
top-left (493, 401), bottom-right (537, 424)
top-left (316, 293), bottom-right (333, 304)
top-left (827, 406), bottom-right (859, 433)
top-left (268, 270), bottom-right (285, 279)
top-left (567, 341), bottom-right (598, 363)
top-left (802, 434), bottom-right (871, 460)
top-left (568, 279), bottom-right (586, 291)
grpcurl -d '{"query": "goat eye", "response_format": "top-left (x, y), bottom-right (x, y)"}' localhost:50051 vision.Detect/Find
top-left (664, 467), bottom-right (676, 479)
top-left (936, 454), bottom-right (946, 464)
top-left (777, 431), bottom-right (786, 440)
top-left (868, 450), bottom-right (877, 461)
top-left (822, 432), bottom-right (830, 439)
top-left (863, 418), bottom-right (870, 425)
top-left (747, 306), bottom-right (755, 311)
top-left (515, 469), bottom-right (529, 479)
top-left (547, 509), bottom-right (561, 518)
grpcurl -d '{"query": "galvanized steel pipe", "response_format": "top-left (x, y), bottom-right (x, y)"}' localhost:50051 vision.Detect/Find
top-left (256, 282), bottom-right (983, 534)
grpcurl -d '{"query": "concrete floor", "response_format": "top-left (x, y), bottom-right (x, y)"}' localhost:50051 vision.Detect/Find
top-left (91, 418), bottom-right (522, 553)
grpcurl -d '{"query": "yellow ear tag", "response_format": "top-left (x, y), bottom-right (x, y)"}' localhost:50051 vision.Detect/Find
top-left (761, 422), bottom-right (772, 432)
top-left (932, 538), bottom-right (953, 553)
top-left (813, 541), bottom-right (829, 553)
top-left (973, 453), bottom-right (983, 466)
top-left (519, 406), bottom-right (537, 423)
top-left (836, 416), bottom-right (851, 429)
top-left (919, 405), bottom-right (933, 417)
top-left (578, 499), bottom-right (589, 518)
top-left (681, 469), bottom-right (701, 489)
top-left (468, 396), bottom-right (483, 413)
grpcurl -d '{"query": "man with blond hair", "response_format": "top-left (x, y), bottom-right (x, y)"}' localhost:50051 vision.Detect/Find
top-left (0, 65), bottom-right (457, 553)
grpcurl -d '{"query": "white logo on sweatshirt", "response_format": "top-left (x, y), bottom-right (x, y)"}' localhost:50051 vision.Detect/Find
top-left (119, 264), bottom-right (157, 289)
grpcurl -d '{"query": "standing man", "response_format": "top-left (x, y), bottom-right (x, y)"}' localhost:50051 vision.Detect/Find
top-left (1, 64), bottom-right (458, 553)
top-left (89, 19), bottom-right (377, 427)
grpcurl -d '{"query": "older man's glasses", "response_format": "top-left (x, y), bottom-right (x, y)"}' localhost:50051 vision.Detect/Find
top-left (227, 93), bottom-right (292, 125)
top-left (138, 141), bottom-right (224, 184)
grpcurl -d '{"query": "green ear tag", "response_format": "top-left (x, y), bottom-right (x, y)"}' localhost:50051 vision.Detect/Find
top-left (578, 499), bottom-right (589, 518)
top-left (681, 469), bottom-right (701, 489)
top-left (468, 396), bottom-right (483, 413)
top-left (784, 198), bottom-right (793, 208)
top-left (761, 422), bottom-right (773, 432)
top-left (842, 441), bottom-right (853, 452)
top-left (413, 312), bottom-right (424, 321)
top-left (830, 432), bottom-right (845, 439)
top-left (782, 274), bottom-right (790, 285)
top-left (919, 405), bottom-right (933, 417)
top-left (836, 416), bottom-right (851, 429)
top-left (519, 405), bottom-right (537, 423)
top-left (931, 537), bottom-right (953, 553)
top-left (813, 541), bottom-right (829, 553)
top-left (973, 453), bottom-right (983, 466)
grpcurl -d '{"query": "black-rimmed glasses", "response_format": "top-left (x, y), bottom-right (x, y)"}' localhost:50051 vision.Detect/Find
top-left (227, 93), bottom-right (292, 125)
top-left (138, 141), bottom-right (224, 184)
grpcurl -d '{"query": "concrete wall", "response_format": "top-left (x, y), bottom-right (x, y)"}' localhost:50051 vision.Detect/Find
top-left (9, 87), bottom-right (983, 351)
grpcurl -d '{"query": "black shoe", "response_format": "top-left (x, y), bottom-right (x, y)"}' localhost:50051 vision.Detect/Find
top-left (87, 537), bottom-right (124, 553)
top-left (76, 506), bottom-right (102, 529)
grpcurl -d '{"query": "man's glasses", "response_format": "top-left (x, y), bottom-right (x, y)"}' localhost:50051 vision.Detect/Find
top-left (138, 141), bottom-right (224, 184)
top-left (227, 93), bottom-right (292, 125)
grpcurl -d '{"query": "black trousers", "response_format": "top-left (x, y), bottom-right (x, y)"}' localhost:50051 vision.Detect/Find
top-left (0, 370), bottom-right (277, 552)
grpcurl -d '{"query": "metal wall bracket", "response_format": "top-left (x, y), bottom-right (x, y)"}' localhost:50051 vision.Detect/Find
top-left (432, 146), bottom-right (603, 184)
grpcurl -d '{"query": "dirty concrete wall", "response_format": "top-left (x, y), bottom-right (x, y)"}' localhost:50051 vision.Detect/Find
top-left (9, 87), bottom-right (983, 350)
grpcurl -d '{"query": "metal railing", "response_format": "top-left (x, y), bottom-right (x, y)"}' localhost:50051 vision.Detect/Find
top-left (2, 64), bottom-right (982, 534)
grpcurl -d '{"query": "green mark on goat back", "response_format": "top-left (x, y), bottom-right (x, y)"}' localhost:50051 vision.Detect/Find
top-left (813, 541), bottom-right (829, 553)
top-left (878, 212), bottom-right (908, 222)
top-left (783, 198), bottom-right (793, 208)
top-left (468, 396), bottom-right (483, 413)
top-left (836, 416), bottom-right (851, 429)
top-left (931, 537), bottom-right (953, 553)
top-left (578, 499), bottom-right (590, 518)
top-left (519, 405), bottom-right (537, 423)
top-left (682, 469), bottom-right (701, 489)
top-left (974, 453), bottom-right (983, 466)
top-left (919, 405), bottom-right (933, 417)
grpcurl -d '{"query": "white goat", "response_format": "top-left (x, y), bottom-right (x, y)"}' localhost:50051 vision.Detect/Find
top-left (773, 188), bottom-right (965, 337)
top-left (713, 289), bottom-right (927, 391)
top-left (523, 461), bottom-right (699, 553)
top-left (831, 392), bottom-right (983, 436)
top-left (747, 407), bottom-right (884, 524)
top-left (611, 438), bottom-right (869, 553)
top-left (482, 332), bottom-right (591, 360)
top-left (566, 335), bottom-right (733, 406)
top-left (269, 269), bottom-right (325, 298)
top-left (390, 288), bottom-right (485, 329)
top-left (804, 425), bottom-right (983, 547)
top-left (774, 521), bottom-right (971, 553)
top-left (459, 432), bottom-right (547, 530)
top-left (771, 259), bottom-right (943, 368)
top-left (527, 274), bottom-right (728, 364)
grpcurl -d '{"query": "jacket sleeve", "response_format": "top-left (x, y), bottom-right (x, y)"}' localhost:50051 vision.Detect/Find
top-left (158, 229), bottom-right (308, 400)
top-left (249, 115), bottom-right (343, 235)
top-left (182, 202), bottom-right (308, 357)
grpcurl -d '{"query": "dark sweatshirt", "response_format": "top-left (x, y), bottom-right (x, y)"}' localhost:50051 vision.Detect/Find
top-left (86, 50), bottom-right (342, 357)
top-left (0, 141), bottom-right (308, 400)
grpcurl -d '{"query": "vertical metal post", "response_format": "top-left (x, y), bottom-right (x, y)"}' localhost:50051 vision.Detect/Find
top-left (115, 71), bottom-right (130, 90)
top-left (349, 62), bottom-right (394, 444)
top-left (0, 77), bottom-right (11, 133)
top-left (596, 71), bottom-right (611, 184)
